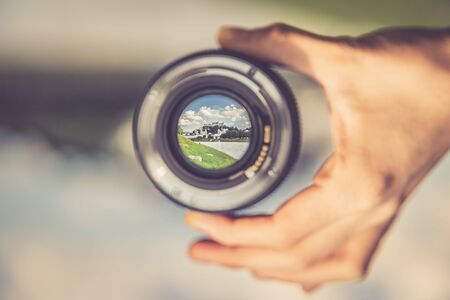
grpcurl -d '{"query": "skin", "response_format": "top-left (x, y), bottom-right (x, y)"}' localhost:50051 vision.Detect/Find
top-left (185, 23), bottom-right (450, 293)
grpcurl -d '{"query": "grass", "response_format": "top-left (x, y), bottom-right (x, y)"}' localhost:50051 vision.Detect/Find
top-left (177, 135), bottom-right (237, 170)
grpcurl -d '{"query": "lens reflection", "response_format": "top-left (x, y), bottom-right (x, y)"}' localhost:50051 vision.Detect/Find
top-left (177, 94), bottom-right (251, 170)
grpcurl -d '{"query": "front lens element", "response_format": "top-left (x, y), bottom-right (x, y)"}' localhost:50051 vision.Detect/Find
top-left (177, 94), bottom-right (251, 170)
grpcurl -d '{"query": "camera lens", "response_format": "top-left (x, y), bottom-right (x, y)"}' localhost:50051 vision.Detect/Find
top-left (133, 49), bottom-right (301, 212)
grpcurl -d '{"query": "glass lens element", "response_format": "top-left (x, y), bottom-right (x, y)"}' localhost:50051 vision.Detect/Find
top-left (177, 94), bottom-right (251, 170)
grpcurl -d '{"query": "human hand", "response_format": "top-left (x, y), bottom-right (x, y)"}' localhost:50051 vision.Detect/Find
top-left (185, 24), bottom-right (450, 292)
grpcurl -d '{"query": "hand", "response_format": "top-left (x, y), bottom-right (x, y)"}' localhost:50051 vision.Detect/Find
top-left (185, 23), bottom-right (450, 292)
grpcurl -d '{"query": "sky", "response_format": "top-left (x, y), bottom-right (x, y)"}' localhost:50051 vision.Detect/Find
top-left (178, 94), bottom-right (251, 132)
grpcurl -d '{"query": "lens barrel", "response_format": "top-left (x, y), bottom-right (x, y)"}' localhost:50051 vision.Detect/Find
top-left (133, 49), bottom-right (301, 212)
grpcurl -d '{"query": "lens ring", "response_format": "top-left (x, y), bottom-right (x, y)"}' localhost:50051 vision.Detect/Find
top-left (133, 49), bottom-right (301, 212)
top-left (159, 76), bottom-right (267, 189)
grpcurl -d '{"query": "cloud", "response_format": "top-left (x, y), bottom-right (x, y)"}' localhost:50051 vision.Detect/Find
top-left (222, 104), bottom-right (243, 119)
top-left (184, 110), bottom-right (196, 116)
top-left (179, 104), bottom-right (250, 132)
top-left (198, 106), bottom-right (223, 119)
top-left (179, 113), bottom-right (204, 127)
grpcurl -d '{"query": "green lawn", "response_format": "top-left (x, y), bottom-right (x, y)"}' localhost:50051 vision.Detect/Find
top-left (177, 135), bottom-right (237, 170)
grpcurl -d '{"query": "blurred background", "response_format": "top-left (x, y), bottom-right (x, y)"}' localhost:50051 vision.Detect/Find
top-left (0, 1), bottom-right (449, 299)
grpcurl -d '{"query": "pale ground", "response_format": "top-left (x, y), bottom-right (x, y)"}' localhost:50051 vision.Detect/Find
top-left (196, 141), bottom-right (249, 160)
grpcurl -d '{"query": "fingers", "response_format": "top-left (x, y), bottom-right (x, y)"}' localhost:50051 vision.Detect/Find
top-left (295, 224), bottom-right (387, 284)
top-left (185, 185), bottom-right (341, 248)
top-left (250, 224), bottom-right (388, 287)
top-left (217, 24), bottom-right (302, 68)
top-left (187, 210), bottom-right (369, 273)
top-left (188, 214), bottom-right (388, 289)
top-left (187, 211), bottom-right (392, 291)
top-left (217, 23), bottom-right (347, 81)
top-left (185, 183), bottom-right (358, 249)
top-left (185, 181), bottom-right (395, 254)
top-left (185, 211), bottom-right (283, 248)
top-left (189, 240), bottom-right (294, 270)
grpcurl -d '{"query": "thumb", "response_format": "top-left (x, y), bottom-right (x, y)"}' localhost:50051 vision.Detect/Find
top-left (217, 23), bottom-right (346, 82)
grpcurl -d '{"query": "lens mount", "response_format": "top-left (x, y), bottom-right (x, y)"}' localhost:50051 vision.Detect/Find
top-left (133, 49), bottom-right (301, 212)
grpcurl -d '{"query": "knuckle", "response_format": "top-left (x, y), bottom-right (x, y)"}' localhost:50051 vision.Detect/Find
top-left (341, 168), bottom-right (401, 213)
top-left (369, 172), bottom-right (398, 201)
top-left (335, 35), bottom-right (362, 50)
top-left (267, 22), bottom-right (292, 40)
top-left (365, 170), bottom-right (400, 201)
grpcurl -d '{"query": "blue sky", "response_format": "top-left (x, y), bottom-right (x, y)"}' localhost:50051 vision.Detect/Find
top-left (178, 94), bottom-right (251, 132)
top-left (182, 94), bottom-right (237, 111)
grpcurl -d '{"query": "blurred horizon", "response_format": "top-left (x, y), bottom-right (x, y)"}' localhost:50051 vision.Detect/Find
top-left (1, 0), bottom-right (450, 72)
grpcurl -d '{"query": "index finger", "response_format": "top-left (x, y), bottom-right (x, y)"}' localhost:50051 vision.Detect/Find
top-left (217, 23), bottom-right (344, 81)
top-left (185, 185), bottom-right (335, 248)
top-left (185, 212), bottom-right (282, 247)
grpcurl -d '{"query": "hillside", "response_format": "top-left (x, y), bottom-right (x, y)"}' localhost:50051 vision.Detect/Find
top-left (177, 135), bottom-right (237, 170)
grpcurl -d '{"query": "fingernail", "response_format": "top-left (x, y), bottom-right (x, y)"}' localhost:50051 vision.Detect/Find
top-left (189, 243), bottom-right (211, 261)
top-left (217, 26), bottom-right (247, 42)
top-left (219, 25), bottom-right (244, 34)
top-left (190, 247), bottom-right (202, 260)
top-left (184, 211), bottom-right (196, 225)
top-left (188, 243), bottom-right (201, 259)
top-left (185, 211), bottom-right (209, 232)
